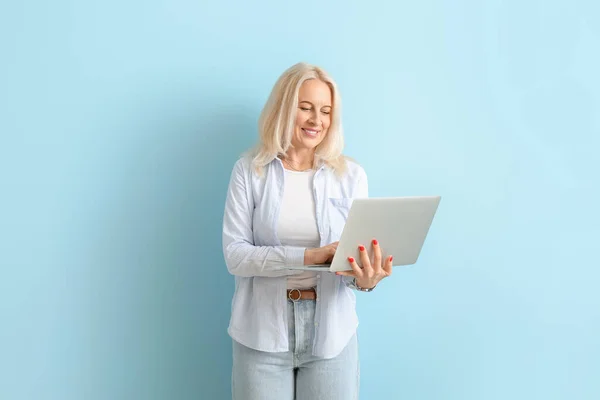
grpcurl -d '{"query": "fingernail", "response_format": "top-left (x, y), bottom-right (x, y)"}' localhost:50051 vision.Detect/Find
top-left (358, 245), bottom-right (365, 251)
top-left (389, 256), bottom-right (393, 262)
top-left (348, 257), bottom-right (355, 263)
top-left (372, 239), bottom-right (378, 246)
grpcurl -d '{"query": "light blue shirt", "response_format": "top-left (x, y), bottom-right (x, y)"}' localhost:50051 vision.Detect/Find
top-left (222, 155), bottom-right (368, 358)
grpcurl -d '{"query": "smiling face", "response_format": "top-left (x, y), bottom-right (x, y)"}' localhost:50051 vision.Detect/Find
top-left (291, 79), bottom-right (332, 151)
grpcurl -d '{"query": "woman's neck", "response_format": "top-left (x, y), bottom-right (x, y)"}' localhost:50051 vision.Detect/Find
top-left (281, 148), bottom-right (315, 171)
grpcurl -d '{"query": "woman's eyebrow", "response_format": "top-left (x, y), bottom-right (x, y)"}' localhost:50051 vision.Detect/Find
top-left (299, 100), bottom-right (332, 108)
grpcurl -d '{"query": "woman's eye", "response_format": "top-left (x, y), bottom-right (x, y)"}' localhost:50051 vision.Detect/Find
top-left (322, 111), bottom-right (331, 115)
top-left (300, 107), bottom-right (311, 111)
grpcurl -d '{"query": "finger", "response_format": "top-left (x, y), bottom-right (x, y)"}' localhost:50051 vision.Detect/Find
top-left (329, 243), bottom-right (338, 256)
top-left (326, 247), bottom-right (337, 262)
top-left (336, 270), bottom-right (357, 277)
top-left (347, 256), bottom-right (363, 278)
top-left (372, 239), bottom-right (382, 272)
top-left (358, 245), bottom-right (373, 277)
top-left (383, 255), bottom-right (393, 276)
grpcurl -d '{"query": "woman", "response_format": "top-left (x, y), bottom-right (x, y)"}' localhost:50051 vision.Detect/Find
top-left (222, 62), bottom-right (393, 399)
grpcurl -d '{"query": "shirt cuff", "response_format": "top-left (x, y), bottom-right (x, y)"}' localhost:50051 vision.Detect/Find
top-left (285, 246), bottom-right (306, 266)
top-left (343, 276), bottom-right (358, 289)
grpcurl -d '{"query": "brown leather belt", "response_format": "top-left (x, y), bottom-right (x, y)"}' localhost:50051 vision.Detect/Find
top-left (287, 288), bottom-right (317, 301)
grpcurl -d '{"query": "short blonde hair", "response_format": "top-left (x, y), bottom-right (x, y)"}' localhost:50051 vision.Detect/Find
top-left (250, 62), bottom-right (347, 176)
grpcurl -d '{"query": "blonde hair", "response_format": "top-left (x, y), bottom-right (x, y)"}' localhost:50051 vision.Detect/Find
top-left (250, 62), bottom-right (347, 176)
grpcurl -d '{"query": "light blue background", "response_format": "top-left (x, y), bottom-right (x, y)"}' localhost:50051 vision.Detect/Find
top-left (1, 0), bottom-right (598, 399)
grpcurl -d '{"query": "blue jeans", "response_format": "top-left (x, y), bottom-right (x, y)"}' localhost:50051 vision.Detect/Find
top-left (232, 298), bottom-right (360, 400)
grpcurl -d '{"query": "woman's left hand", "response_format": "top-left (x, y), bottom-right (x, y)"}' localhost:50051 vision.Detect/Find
top-left (336, 239), bottom-right (392, 289)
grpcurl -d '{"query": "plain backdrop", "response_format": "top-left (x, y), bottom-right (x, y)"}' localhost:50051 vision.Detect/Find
top-left (1, 0), bottom-right (599, 399)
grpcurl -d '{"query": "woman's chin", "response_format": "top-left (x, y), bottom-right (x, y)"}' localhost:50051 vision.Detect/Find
top-left (291, 138), bottom-right (318, 150)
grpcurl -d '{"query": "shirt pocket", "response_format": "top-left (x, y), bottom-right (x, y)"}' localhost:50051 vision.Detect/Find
top-left (328, 197), bottom-right (354, 239)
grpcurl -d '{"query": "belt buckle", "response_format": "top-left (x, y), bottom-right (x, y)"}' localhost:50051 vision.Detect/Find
top-left (288, 289), bottom-right (302, 302)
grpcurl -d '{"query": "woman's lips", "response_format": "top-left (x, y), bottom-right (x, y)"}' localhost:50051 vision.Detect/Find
top-left (302, 128), bottom-right (319, 137)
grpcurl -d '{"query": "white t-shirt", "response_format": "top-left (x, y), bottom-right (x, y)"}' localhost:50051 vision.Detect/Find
top-left (277, 169), bottom-right (320, 289)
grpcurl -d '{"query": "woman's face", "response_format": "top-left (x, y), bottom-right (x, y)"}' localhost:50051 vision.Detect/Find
top-left (292, 79), bottom-right (332, 151)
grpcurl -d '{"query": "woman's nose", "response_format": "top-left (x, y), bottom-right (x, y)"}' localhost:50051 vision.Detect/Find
top-left (308, 111), bottom-right (320, 126)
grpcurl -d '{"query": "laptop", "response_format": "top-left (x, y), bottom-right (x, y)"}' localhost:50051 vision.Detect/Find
top-left (286, 196), bottom-right (441, 272)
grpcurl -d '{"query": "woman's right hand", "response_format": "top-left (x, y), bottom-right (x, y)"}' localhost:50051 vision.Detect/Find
top-left (304, 242), bottom-right (339, 265)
